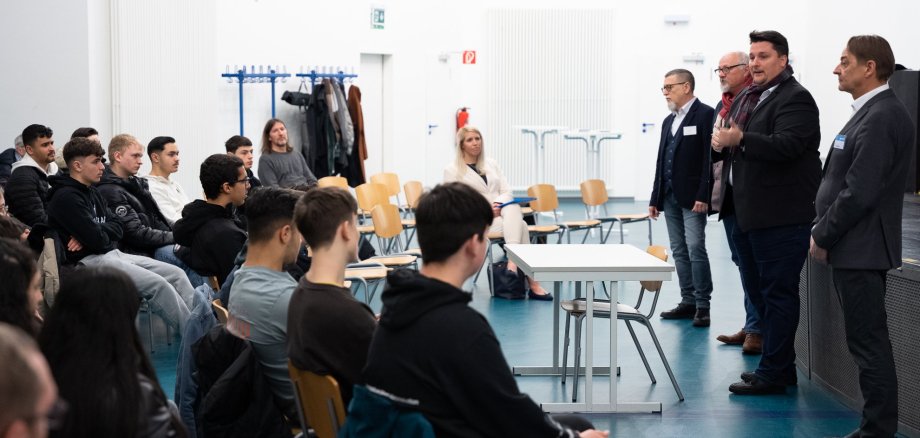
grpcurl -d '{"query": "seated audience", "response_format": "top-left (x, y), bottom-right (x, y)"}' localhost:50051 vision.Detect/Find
top-left (227, 187), bottom-right (302, 412)
top-left (443, 126), bottom-right (551, 299)
top-left (287, 187), bottom-right (376, 405)
top-left (257, 119), bottom-right (317, 188)
top-left (226, 135), bottom-right (262, 188)
top-left (46, 137), bottom-right (193, 333)
top-left (0, 322), bottom-right (59, 438)
top-left (0, 135), bottom-right (25, 187)
top-left (39, 266), bottom-right (188, 437)
top-left (174, 154), bottom-right (248, 286)
top-left (359, 182), bottom-right (608, 438)
top-left (0, 238), bottom-right (42, 337)
top-left (6, 124), bottom-right (58, 227)
top-left (143, 136), bottom-right (191, 224)
top-left (60, 127), bottom-right (101, 171)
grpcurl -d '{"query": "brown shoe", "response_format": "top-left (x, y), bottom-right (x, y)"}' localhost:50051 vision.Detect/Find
top-left (742, 333), bottom-right (763, 355)
top-left (716, 329), bottom-right (746, 345)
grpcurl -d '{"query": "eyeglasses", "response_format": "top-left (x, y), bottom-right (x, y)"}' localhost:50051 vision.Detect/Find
top-left (714, 64), bottom-right (746, 75)
top-left (234, 177), bottom-right (251, 185)
top-left (660, 82), bottom-right (688, 93)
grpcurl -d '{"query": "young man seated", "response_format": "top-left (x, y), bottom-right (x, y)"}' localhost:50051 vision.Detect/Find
top-left (143, 136), bottom-right (192, 224)
top-left (287, 187), bottom-right (377, 405)
top-left (359, 182), bottom-right (608, 438)
top-left (46, 137), bottom-right (194, 333)
top-left (173, 154), bottom-right (248, 286)
top-left (226, 187), bottom-right (302, 413)
top-left (225, 135), bottom-right (262, 188)
top-left (5, 124), bottom-right (58, 228)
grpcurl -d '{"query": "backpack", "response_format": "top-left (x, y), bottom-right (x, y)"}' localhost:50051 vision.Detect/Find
top-left (490, 261), bottom-right (527, 299)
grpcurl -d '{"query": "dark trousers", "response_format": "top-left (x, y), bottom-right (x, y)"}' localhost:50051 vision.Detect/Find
top-left (722, 214), bottom-right (760, 334)
top-left (731, 223), bottom-right (810, 384)
top-left (832, 268), bottom-right (899, 438)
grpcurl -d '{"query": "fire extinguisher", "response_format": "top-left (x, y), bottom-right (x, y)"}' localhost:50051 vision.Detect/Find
top-left (456, 107), bottom-right (470, 130)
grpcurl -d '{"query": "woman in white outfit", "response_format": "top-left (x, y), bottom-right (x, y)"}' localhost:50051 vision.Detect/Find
top-left (443, 126), bottom-right (551, 300)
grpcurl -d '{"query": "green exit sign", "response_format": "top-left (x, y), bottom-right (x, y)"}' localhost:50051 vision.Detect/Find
top-left (371, 6), bottom-right (385, 30)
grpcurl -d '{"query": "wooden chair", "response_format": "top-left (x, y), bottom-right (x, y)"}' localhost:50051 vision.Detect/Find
top-left (354, 182), bottom-right (389, 241)
top-left (288, 362), bottom-right (346, 438)
top-left (560, 245), bottom-right (683, 402)
top-left (371, 204), bottom-right (406, 255)
top-left (580, 179), bottom-right (653, 245)
top-left (317, 176), bottom-right (349, 189)
top-left (401, 180), bottom-right (424, 247)
top-left (211, 299), bottom-right (229, 325)
top-left (345, 262), bottom-right (389, 304)
top-left (527, 184), bottom-right (599, 243)
top-left (370, 172), bottom-right (404, 208)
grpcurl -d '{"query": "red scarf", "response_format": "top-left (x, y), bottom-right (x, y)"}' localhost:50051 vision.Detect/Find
top-left (719, 75), bottom-right (754, 119)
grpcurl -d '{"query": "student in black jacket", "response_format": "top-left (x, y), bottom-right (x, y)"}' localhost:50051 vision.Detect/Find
top-left (173, 154), bottom-right (248, 286)
top-left (5, 124), bottom-right (59, 228)
top-left (359, 182), bottom-right (608, 438)
top-left (46, 138), bottom-right (194, 333)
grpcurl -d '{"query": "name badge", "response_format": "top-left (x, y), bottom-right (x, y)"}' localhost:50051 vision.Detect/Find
top-left (683, 125), bottom-right (697, 136)
top-left (833, 134), bottom-right (846, 150)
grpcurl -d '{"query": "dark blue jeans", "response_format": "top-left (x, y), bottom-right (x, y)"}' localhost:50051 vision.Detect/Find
top-left (722, 214), bottom-right (760, 334)
top-left (663, 190), bottom-right (713, 308)
top-left (731, 223), bottom-right (810, 384)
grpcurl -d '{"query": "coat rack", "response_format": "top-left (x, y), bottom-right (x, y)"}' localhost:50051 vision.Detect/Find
top-left (221, 65), bottom-right (291, 136)
top-left (295, 66), bottom-right (358, 88)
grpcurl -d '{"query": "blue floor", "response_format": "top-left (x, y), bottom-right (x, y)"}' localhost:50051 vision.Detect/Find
top-left (148, 199), bottom-right (868, 437)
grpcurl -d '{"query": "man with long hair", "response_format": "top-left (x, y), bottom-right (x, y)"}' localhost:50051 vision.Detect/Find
top-left (256, 119), bottom-right (317, 188)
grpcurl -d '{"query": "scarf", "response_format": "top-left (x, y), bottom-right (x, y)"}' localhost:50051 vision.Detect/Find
top-left (719, 75), bottom-right (754, 120)
top-left (727, 64), bottom-right (794, 129)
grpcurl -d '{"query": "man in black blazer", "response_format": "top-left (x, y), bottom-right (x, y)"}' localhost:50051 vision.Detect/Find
top-left (811, 35), bottom-right (912, 438)
top-left (649, 69), bottom-right (715, 327)
top-left (712, 30), bottom-right (821, 395)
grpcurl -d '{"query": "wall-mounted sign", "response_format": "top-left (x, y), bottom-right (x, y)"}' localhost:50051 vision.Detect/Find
top-left (371, 5), bottom-right (385, 30)
top-left (462, 51), bottom-right (477, 64)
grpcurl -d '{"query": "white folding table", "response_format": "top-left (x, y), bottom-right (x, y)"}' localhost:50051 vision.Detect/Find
top-left (504, 244), bottom-right (673, 413)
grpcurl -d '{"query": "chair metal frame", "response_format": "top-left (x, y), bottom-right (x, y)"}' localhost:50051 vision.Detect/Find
top-left (580, 179), bottom-right (653, 245)
top-left (527, 184), bottom-right (599, 244)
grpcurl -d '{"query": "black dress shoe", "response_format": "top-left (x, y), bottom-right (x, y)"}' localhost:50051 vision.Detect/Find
top-left (692, 308), bottom-right (710, 327)
top-left (729, 377), bottom-right (786, 395)
top-left (527, 290), bottom-right (553, 301)
top-left (659, 303), bottom-right (696, 319)
top-left (740, 371), bottom-right (798, 386)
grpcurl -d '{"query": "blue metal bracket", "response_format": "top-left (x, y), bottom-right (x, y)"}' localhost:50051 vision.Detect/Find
top-left (221, 65), bottom-right (291, 136)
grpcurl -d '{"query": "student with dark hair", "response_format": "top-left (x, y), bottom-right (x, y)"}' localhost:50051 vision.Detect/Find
top-left (0, 322), bottom-right (59, 438)
top-left (225, 135), bottom-right (262, 188)
top-left (227, 187), bottom-right (302, 412)
top-left (358, 182), bottom-right (608, 438)
top-left (257, 119), bottom-right (317, 188)
top-left (144, 136), bottom-right (191, 224)
top-left (5, 124), bottom-right (58, 227)
top-left (46, 137), bottom-right (193, 333)
top-left (0, 238), bottom-right (42, 337)
top-left (39, 266), bottom-right (188, 437)
top-left (173, 154), bottom-right (248, 286)
top-left (287, 187), bottom-right (376, 405)
top-left (70, 127), bottom-right (99, 141)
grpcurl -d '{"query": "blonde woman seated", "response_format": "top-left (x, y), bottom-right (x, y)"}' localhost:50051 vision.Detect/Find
top-left (443, 126), bottom-right (551, 300)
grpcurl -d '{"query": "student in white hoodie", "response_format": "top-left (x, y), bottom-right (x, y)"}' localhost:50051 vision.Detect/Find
top-left (143, 136), bottom-right (191, 224)
top-left (5, 124), bottom-right (59, 228)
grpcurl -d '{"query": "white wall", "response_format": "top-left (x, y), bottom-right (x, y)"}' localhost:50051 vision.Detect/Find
top-left (2, 0), bottom-right (919, 200)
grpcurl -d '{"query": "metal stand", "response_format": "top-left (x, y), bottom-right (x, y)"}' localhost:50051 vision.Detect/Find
top-left (516, 126), bottom-right (566, 184)
top-left (221, 65), bottom-right (291, 136)
top-left (562, 130), bottom-right (623, 180)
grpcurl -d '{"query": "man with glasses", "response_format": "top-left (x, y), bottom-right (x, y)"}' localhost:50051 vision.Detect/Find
top-left (0, 135), bottom-right (26, 187)
top-left (711, 52), bottom-right (763, 355)
top-left (174, 154), bottom-right (248, 286)
top-left (0, 323), bottom-right (61, 438)
top-left (712, 30), bottom-right (821, 395)
top-left (649, 69), bottom-right (715, 327)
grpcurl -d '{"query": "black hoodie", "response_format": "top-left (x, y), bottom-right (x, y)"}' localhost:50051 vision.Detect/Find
top-left (46, 174), bottom-right (123, 264)
top-left (173, 199), bottom-right (246, 285)
top-left (362, 269), bottom-right (578, 438)
top-left (96, 166), bottom-right (173, 255)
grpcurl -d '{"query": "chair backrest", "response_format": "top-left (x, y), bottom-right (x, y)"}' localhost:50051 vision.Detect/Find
top-left (370, 172), bottom-right (401, 198)
top-left (371, 204), bottom-right (403, 239)
top-left (355, 183), bottom-right (389, 213)
top-left (527, 184), bottom-right (560, 212)
top-left (317, 176), bottom-right (349, 189)
top-left (403, 180), bottom-right (423, 210)
top-left (211, 299), bottom-right (229, 324)
top-left (288, 362), bottom-right (346, 438)
top-left (641, 245), bottom-right (669, 292)
top-left (580, 179), bottom-right (609, 207)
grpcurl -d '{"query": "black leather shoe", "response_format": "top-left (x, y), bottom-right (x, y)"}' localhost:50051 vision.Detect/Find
top-left (659, 303), bottom-right (696, 319)
top-left (692, 308), bottom-right (710, 327)
top-left (740, 371), bottom-right (798, 386)
top-left (729, 377), bottom-right (786, 395)
top-left (527, 290), bottom-right (553, 301)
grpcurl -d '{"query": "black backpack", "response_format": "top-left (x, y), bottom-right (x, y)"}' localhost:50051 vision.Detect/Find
top-left (491, 261), bottom-right (527, 299)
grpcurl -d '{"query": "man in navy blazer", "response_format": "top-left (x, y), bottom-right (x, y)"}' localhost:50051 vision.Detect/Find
top-left (713, 30), bottom-right (821, 396)
top-left (649, 69), bottom-right (715, 327)
top-left (811, 35), bottom-right (913, 438)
